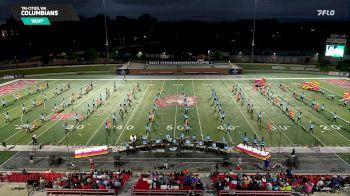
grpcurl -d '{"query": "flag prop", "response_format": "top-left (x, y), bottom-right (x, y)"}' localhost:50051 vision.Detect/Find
top-left (254, 78), bottom-right (267, 87)
top-left (75, 146), bottom-right (109, 158)
top-left (302, 81), bottom-right (320, 91)
top-left (235, 144), bottom-right (271, 160)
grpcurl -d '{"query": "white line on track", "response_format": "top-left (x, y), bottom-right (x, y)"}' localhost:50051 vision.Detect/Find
top-left (334, 153), bottom-right (350, 167)
top-left (115, 84), bottom-right (151, 145)
top-left (191, 80), bottom-right (204, 140)
top-left (0, 151), bottom-right (20, 168)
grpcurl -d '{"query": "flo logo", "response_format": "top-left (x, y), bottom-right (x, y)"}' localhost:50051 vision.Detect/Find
top-left (156, 95), bottom-right (197, 108)
top-left (317, 10), bottom-right (335, 16)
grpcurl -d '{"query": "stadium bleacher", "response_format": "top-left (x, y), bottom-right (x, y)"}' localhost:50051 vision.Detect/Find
top-left (0, 169), bottom-right (132, 195)
top-left (1, 169), bottom-right (350, 195)
top-left (210, 171), bottom-right (350, 195)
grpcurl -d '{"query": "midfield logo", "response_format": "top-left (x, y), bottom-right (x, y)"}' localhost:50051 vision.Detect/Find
top-left (317, 10), bottom-right (335, 16)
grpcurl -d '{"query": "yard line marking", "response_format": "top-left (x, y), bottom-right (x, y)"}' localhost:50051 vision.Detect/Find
top-left (275, 82), bottom-right (350, 142)
top-left (204, 80), bottom-right (234, 144)
top-left (288, 82), bottom-right (349, 124)
top-left (265, 82), bottom-right (327, 146)
top-left (320, 81), bottom-right (347, 97)
top-left (264, 83), bottom-right (327, 146)
top-left (0, 80), bottom-right (60, 118)
top-left (238, 81), bottom-right (295, 145)
top-left (191, 80), bottom-right (204, 140)
top-left (146, 80), bottom-right (164, 138)
top-left (220, 81), bottom-right (261, 141)
top-left (173, 80), bottom-right (179, 138)
top-left (83, 81), bottom-right (127, 145)
top-left (0, 79), bottom-right (19, 87)
top-left (3, 80), bottom-right (86, 142)
top-left (60, 80), bottom-right (123, 145)
top-left (115, 84), bottom-right (151, 145)
top-left (25, 81), bottom-right (104, 145)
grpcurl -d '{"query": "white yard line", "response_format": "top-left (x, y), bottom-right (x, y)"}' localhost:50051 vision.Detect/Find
top-left (205, 80), bottom-right (234, 144)
top-left (146, 80), bottom-right (164, 138)
top-left (191, 80), bottom-right (204, 140)
top-left (0, 80), bottom-right (87, 141)
top-left (114, 85), bottom-right (151, 145)
top-left (289, 82), bottom-right (350, 124)
top-left (267, 82), bottom-right (327, 146)
top-left (320, 81), bottom-right (347, 97)
top-left (0, 79), bottom-right (19, 87)
top-left (3, 81), bottom-right (86, 142)
top-left (238, 81), bottom-right (295, 145)
top-left (220, 81), bottom-right (261, 141)
top-left (0, 80), bottom-right (60, 118)
top-left (25, 81), bottom-right (104, 145)
top-left (83, 82), bottom-right (125, 145)
top-left (274, 82), bottom-right (350, 142)
top-left (173, 80), bottom-right (179, 138)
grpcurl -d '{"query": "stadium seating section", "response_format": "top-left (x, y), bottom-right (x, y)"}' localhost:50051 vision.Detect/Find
top-left (210, 172), bottom-right (350, 195)
top-left (0, 169), bottom-right (132, 195)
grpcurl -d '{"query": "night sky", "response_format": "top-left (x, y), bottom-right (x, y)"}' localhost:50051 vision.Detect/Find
top-left (0, 0), bottom-right (349, 24)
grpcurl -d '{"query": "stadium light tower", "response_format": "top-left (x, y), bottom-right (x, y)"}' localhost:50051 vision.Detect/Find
top-left (102, 0), bottom-right (109, 61)
top-left (250, 0), bottom-right (257, 63)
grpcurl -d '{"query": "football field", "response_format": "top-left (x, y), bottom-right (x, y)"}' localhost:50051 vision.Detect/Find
top-left (0, 78), bottom-right (349, 148)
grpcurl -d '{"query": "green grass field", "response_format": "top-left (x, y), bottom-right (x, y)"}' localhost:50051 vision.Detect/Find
top-left (0, 78), bottom-right (349, 147)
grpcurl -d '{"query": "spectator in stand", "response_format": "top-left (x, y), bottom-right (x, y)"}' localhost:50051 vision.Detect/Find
top-left (286, 167), bottom-right (293, 179)
top-left (316, 177), bottom-right (324, 191)
top-left (303, 181), bottom-right (313, 196)
top-left (266, 182), bottom-right (273, 191)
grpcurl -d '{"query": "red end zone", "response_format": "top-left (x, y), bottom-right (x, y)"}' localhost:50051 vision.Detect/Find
top-left (0, 80), bottom-right (37, 95)
top-left (156, 95), bottom-right (198, 108)
top-left (325, 79), bottom-right (350, 89)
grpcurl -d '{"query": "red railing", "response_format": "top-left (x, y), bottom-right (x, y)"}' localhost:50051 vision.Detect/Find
top-left (46, 188), bottom-right (116, 195)
top-left (131, 189), bottom-right (203, 196)
top-left (218, 190), bottom-right (292, 196)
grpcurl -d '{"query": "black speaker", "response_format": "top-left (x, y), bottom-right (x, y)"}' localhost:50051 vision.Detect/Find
top-left (216, 142), bottom-right (225, 149)
top-left (114, 155), bottom-right (121, 166)
top-left (204, 140), bottom-right (213, 147)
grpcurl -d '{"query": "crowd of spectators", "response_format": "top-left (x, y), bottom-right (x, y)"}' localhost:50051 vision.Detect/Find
top-left (133, 170), bottom-right (204, 191)
top-left (211, 170), bottom-right (350, 194)
top-left (1, 169), bottom-right (132, 194)
top-left (49, 169), bottom-right (131, 191)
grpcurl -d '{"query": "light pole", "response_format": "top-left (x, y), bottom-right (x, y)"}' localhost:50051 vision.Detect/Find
top-left (102, 0), bottom-right (109, 61)
top-left (251, 0), bottom-right (257, 63)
